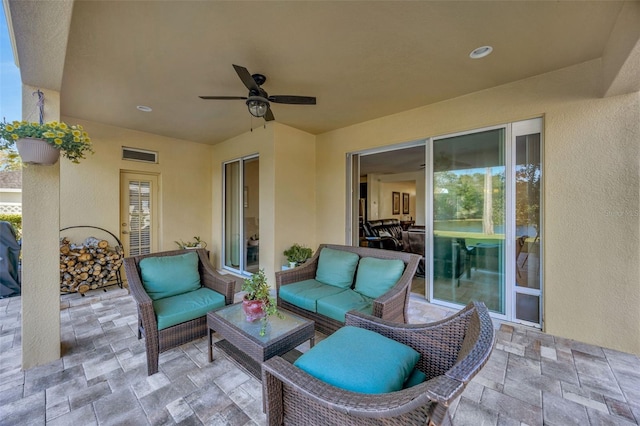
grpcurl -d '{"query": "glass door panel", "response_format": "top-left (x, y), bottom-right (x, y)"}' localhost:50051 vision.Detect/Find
top-left (223, 156), bottom-right (259, 275)
top-left (243, 157), bottom-right (259, 273)
top-left (432, 128), bottom-right (506, 314)
top-left (514, 130), bottom-right (542, 324)
top-left (224, 162), bottom-right (241, 269)
top-left (120, 172), bottom-right (158, 256)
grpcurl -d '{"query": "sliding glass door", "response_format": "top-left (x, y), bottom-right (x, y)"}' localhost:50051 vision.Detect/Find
top-left (223, 155), bottom-right (259, 275)
top-left (431, 128), bottom-right (506, 314)
top-left (429, 118), bottom-right (543, 326)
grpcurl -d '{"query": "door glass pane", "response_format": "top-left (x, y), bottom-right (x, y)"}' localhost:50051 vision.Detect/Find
top-left (128, 180), bottom-right (151, 256)
top-left (224, 162), bottom-right (240, 268)
top-left (432, 129), bottom-right (506, 314)
top-left (515, 133), bottom-right (541, 289)
top-left (515, 133), bottom-right (542, 321)
top-left (243, 157), bottom-right (259, 273)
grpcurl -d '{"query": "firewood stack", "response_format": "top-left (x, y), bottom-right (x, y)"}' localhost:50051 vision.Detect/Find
top-left (60, 236), bottom-right (124, 294)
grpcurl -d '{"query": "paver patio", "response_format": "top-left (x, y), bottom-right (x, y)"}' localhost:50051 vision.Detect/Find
top-left (1, 288), bottom-right (639, 425)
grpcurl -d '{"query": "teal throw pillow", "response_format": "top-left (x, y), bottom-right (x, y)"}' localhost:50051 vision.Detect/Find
top-left (139, 251), bottom-right (201, 300)
top-left (403, 368), bottom-right (427, 388)
top-left (354, 257), bottom-right (405, 299)
top-left (293, 326), bottom-right (419, 394)
top-left (315, 247), bottom-right (360, 289)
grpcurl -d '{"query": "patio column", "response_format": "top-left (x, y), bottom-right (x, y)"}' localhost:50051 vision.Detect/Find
top-left (21, 86), bottom-right (61, 369)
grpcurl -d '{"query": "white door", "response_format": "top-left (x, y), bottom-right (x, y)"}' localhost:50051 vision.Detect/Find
top-left (120, 172), bottom-right (159, 256)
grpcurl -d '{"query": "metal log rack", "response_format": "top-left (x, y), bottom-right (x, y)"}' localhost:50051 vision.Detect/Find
top-left (59, 225), bottom-right (124, 295)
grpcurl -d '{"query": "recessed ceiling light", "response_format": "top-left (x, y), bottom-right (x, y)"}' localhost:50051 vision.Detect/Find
top-left (136, 105), bottom-right (152, 112)
top-left (469, 46), bottom-right (493, 59)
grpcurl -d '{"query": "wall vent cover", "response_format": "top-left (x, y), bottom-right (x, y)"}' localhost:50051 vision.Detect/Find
top-left (122, 147), bottom-right (158, 163)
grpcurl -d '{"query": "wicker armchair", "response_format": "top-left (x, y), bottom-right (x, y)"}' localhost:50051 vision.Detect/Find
top-left (262, 301), bottom-right (495, 426)
top-left (124, 248), bottom-right (235, 375)
top-left (275, 244), bottom-right (421, 335)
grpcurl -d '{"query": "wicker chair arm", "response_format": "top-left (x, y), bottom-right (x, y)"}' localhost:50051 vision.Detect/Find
top-left (274, 256), bottom-right (319, 289)
top-left (446, 302), bottom-right (495, 384)
top-left (262, 356), bottom-right (442, 419)
top-left (196, 249), bottom-right (236, 304)
top-left (123, 257), bottom-right (158, 331)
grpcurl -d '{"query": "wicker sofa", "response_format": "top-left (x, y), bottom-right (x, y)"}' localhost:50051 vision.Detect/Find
top-left (262, 301), bottom-right (495, 426)
top-left (124, 248), bottom-right (236, 375)
top-left (275, 244), bottom-right (420, 335)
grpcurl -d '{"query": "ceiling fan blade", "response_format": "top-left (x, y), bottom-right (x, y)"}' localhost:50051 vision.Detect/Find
top-left (233, 64), bottom-right (260, 92)
top-left (199, 96), bottom-right (247, 100)
top-left (264, 108), bottom-right (275, 122)
top-left (268, 95), bottom-right (316, 105)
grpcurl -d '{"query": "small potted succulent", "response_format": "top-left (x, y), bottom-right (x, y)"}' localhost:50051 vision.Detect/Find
top-left (283, 243), bottom-right (313, 268)
top-left (241, 269), bottom-right (282, 336)
top-left (0, 120), bottom-right (94, 165)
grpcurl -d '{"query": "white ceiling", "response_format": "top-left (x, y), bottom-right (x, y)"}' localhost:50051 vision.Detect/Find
top-left (9, 1), bottom-right (631, 145)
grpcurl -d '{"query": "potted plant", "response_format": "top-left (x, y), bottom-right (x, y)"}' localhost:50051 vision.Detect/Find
top-left (175, 236), bottom-right (207, 249)
top-left (283, 243), bottom-right (313, 268)
top-left (241, 269), bottom-right (282, 336)
top-left (0, 120), bottom-right (94, 165)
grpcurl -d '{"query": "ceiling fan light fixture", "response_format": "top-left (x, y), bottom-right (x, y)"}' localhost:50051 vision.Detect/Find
top-left (469, 45), bottom-right (493, 59)
top-left (246, 97), bottom-right (270, 118)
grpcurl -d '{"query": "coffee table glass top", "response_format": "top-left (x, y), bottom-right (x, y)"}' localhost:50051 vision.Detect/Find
top-left (212, 303), bottom-right (311, 343)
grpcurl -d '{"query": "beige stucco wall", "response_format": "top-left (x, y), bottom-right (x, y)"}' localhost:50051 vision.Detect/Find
top-left (211, 122), bottom-right (316, 285)
top-left (315, 59), bottom-right (640, 355)
top-left (273, 123), bottom-right (317, 266)
top-left (59, 118), bottom-right (213, 255)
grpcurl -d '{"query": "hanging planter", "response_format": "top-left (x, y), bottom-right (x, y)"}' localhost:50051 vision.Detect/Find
top-left (15, 137), bottom-right (60, 165)
top-left (0, 120), bottom-right (94, 166)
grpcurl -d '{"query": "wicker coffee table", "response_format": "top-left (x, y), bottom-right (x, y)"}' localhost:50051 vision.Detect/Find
top-left (207, 303), bottom-right (315, 379)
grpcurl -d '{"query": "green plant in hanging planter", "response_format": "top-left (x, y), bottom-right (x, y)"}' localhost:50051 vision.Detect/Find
top-left (0, 120), bottom-right (94, 164)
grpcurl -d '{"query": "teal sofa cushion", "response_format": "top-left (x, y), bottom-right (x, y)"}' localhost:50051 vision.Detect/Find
top-left (140, 251), bottom-right (201, 300)
top-left (316, 289), bottom-right (373, 323)
top-left (315, 247), bottom-right (360, 288)
top-left (354, 257), bottom-right (405, 299)
top-left (294, 326), bottom-right (420, 394)
top-left (279, 279), bottom-right (347, 312)
top-left (153, 287), bottom-right (226, 330)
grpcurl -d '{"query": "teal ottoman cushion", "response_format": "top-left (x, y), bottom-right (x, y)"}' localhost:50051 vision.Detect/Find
top-left (354, 257), bottom-right (405, 299)
top-left (315, 247), bottom-right (360, 288)
top-left (153, 287), bottom-right (226, 330)
top-left (279, 279), bottom-right (347, 312)
top-left (316, 289), bottom-right (373, 323)
top-left (140, 251), bottom-right (201, 300)
top-left (293, 326), bottom-right (420, 394)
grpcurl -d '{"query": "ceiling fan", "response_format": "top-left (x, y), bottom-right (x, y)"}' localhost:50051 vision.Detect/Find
top-left (199, 64), bottom-right (316, 121)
